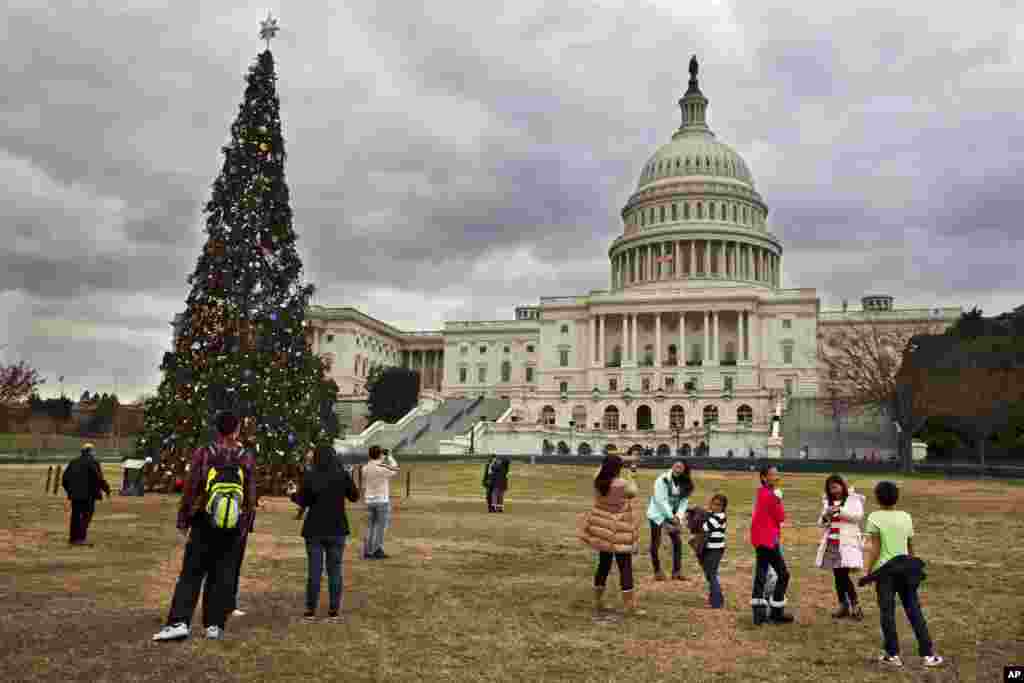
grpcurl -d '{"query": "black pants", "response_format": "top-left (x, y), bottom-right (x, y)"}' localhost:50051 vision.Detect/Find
top-left (166, 522), bottom-right (243, 630)
top-left (752, 545), bottom-right (790, 607)
top-left (595, 552), bottom-right (634, 591)
top-left (69, 499), bottom-right (95, 543)
top-left (701, 548), bottom-right (725, 608)
top-left (649, 521), bottom-right (682, 575)
top-left (487, 485), bottom-right (506, 508)
top-left (876, 574), bottom-right (934, 657)
top-left (834, 567), bottom-right (858, 605)
top-left (230, 530), bottom-right (249, 611)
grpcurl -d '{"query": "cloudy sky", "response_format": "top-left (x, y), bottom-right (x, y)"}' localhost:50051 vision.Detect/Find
top-left (2, 0), bottom-right (1022, 402)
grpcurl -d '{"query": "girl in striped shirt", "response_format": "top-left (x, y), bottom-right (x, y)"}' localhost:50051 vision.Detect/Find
top-left (701, 494), bottom-right (728, 608)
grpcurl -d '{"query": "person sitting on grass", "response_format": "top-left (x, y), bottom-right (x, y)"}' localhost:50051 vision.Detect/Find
top-left (291, 445), bottom-right (360, 623)
top-left (645, 459), bottom-right (693, 581)
top-left (859, 481), bottom-right (943, 669)
top-left (579, 454), bottom-right (645, 620)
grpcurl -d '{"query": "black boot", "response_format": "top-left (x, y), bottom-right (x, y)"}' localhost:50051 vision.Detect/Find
top-left (769, 606), bottom-right (795, 624)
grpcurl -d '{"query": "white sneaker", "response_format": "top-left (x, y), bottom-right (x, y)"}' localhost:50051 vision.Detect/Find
top-left (923, 655), bottom-right (944, 667)
top-left (205, 625), bottom-right (223, 640)
top-left (231, 609), bottom-right (246, 617)
top-left (878, 654), bottom-right (903, 667)
top-left (152, 623), bottom-right (189, 641)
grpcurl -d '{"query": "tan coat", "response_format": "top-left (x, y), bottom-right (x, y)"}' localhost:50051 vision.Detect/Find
top-left (579, 477), bottom-right (639, 554)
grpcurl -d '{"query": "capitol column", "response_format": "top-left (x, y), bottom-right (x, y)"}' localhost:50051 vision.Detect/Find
top-left (704, 240), bottom-right (711, 276)
top-left (678, 311), bottom-right (686, 366)
top-left (626, 313), bottom-right (634, 366)
top-left (690, 241), bottom-right (696, 277)
top-left (674, 240), bottom-right (681, 279)
top-left (631, 249), bottom-right (637, 284)
top-left (598, 314), bottom-right (605, 368)
top-left (590, 316), bottom-right (597, 367)
top-left (654, 313), bottom-right (662, 367)
top-left (713, 309), bottom-right (720, 363)
top-left (704, 311), bottom-right (711, 364)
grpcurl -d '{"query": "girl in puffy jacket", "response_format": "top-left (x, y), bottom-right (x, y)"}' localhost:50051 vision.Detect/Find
top-left (579, 454), bottom-right (644, 619)
top-left (815, 474), bottom-right (865, 620)
top-left (749, 464), bottom-right (794, 625)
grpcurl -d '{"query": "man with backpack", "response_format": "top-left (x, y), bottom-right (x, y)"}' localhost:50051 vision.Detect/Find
top-left (62, 442), bottom-right (112, 545)
top-left (153, 411), bottom-right (255, 642)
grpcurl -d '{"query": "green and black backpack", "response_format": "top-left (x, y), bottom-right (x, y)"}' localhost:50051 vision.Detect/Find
top-left (197, 446), bottom-right (246, 530)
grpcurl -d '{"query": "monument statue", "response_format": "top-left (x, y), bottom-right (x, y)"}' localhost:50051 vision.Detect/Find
top-left (689, 55), bottom-right (698, 80)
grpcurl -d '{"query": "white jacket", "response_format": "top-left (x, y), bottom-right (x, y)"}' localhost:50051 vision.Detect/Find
top-left (814, 489), bottom-right (865, 569)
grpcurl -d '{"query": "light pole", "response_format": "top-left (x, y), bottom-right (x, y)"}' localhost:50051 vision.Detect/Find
top-left (569, 420), bottom-right (576, 455)
top-left (470, 415), bottom-right (487, 455)
top-left (671, 422), bottom-right (684, 454)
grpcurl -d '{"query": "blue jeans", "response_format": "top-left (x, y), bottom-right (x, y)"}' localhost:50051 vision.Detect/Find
top-left (701, 548), bottom-right (725, 608)
top-left (364, 502), bottom-right (391, 556)
top-left (876, 573), bottom-right (934, 657)
top-left (305, 535), bottom-right (345, 613)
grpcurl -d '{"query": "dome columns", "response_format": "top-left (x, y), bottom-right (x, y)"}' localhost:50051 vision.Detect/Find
top-left (610, 237), bottom-right (780, 289)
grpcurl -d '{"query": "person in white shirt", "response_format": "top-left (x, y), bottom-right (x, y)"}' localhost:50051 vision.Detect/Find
top-left (361, 446), bottom-right (399, 559)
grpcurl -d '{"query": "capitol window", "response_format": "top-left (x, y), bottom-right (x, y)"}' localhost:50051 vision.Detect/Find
top-left (609, 378), bottom-right (617, 392)
top-left (559, 381), bottom-right (568, 394)
top-left (672, 204), bottom-right (678, 220)
top-left (526, 366), bottom-right (535, 382)
top-left (527, 345), bottom-right (535, 352)
top-left (782, 343), bottom-right (794, 364)
top-left (561, 324), bottom-right (569, 334)
top-left (479, 346), bottom-right (487, 354)
top-left (733, 205), bottom-right (738, 222)
top-left (559, 349), bottom-right (569, 367)
top-left (478, 367), bottom-right (487, 383)
top-left (326, 334), bottom-right (334, 343)
top-left (782, 319), bottom-right (792, 329)
top-left (683, 203), bottom-right (690, 219)
top-left (697, 202), bottom-right (703, 219)
top-left (659, 206), bottom-right (665, 222)
top-left (459, 367), bottom-right (467, 383)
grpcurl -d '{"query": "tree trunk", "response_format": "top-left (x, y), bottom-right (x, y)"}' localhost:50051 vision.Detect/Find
top-left (901, 432), bottom-right (913, 474)
top-left (978, 433), bottom-right (986, 476)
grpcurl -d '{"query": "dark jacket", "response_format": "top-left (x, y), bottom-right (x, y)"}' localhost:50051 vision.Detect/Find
top-left (177, 441), bottom-right (256, 531)
top-left (293, 463), bottom-right (360, 538)
top-left (62, 453), bottom-right (111, 502)
top-left (858, 555), bottom-right (926, 588)
top-left (484, 458), bottom-right (510, 488)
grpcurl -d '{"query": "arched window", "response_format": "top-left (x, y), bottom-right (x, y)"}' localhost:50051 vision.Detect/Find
top-left (732, 204), bottom-right (738, 222)
top-left (657, 443), bottom-right (671, 457)
top-left (659, 205), bottom-right (665, 222)
top-left (672, 204), bottom-right (678, 220)
top-left (678, 443), bottom-right (691, 457)
top-left (737, 404), bottom-right (753, 427)
top-left (641, 211), bottom-right (646, 227)
top-left (703, 405), bottom-right (719, 425)
top-left (670, 405), bottom-right (685, 429)
top-left (603, 405), bottom-right (620, 430)
top-left (667, 343), bottom-right (678, 365)
top-left (541, 405), bottom-right (556, 425)
top-left (643, 344), bottom-right (654, 366)
top-left (636, 405), bottom-right (654, 430)
top-left (572, 405), bottom-right (587, 428)
top-left (683, 203), bottom-right (690, 219)
top-left (501, 361), bottom-right (511, 382)
top-left (697, 202), bottom-right (703, 219)
top-left (577, 442), bottom-right (592, 456)
top-left (611, 344), bottom-right (622, 367)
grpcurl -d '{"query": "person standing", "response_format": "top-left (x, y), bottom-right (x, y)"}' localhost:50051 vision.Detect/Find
top-left (152, 411), bottom-right (255, 642)
top-left (645, 460), bottom-right (693, 581)
top-left (859, 481), bottom-right (944, 668)
top-left (700, 494), bottom-right (728, 608)
top-left (61, 443), bottom-right (112, 545)
top-left (749, 464), bottom-right (794, 625)
top-left (579, 454), bottom-right (644, 619)
top-left (228, 431), bottom-right (261, 618)
top-left (362, 446), bottom-right (399, 560)
top-left (814, 474), bottom-right (865, 620)
top-left (483, 456), bottom-right (510, 513)
top-left (292, 446), bottom-right (360, 622)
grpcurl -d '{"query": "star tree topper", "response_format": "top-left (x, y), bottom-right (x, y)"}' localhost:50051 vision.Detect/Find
top-left (259, 11), bottom-right (280, 49)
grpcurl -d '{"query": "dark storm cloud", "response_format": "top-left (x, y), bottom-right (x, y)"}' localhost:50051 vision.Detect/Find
top-left (2, 0), bottom-right (1022, 400)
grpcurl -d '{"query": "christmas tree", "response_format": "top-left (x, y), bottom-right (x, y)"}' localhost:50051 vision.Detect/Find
top-left (138, 29), bottom-right (339, 465)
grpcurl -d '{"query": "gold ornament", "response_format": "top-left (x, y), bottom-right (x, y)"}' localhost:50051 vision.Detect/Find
top-left (259, 142), bottom-right (270, 152)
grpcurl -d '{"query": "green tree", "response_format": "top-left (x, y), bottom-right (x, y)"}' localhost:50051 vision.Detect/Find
top-left (137, 49), bottom-right (338, 464)
top-left (366, 366), bottom-right (420, 425)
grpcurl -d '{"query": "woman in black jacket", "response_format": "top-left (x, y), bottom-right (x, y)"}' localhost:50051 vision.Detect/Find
top-left (292, 446), bottom-right (360, 622)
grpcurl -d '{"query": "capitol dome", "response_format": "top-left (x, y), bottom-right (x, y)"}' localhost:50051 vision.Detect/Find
top-left (608, 56), bottom-right (782, 292)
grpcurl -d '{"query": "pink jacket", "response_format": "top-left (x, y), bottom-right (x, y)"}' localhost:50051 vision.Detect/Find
top-left (750, 485), bottom-right (785, 548)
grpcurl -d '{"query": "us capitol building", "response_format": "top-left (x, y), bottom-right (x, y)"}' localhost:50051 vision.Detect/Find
top-left (302, 58), bottom-right (960, 457)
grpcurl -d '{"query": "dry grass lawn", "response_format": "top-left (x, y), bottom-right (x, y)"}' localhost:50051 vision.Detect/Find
top-left (1, 463), bottom-right (1022, 682)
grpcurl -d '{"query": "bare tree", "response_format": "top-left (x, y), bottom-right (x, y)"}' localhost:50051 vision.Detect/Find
top-left (816, 319), bottom-right (943, 418)
top-left (0, 361), bottom-right (45, 405)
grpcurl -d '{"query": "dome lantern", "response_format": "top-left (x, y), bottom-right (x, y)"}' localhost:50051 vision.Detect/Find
top-left (675, 55), bottom-right (712, 139)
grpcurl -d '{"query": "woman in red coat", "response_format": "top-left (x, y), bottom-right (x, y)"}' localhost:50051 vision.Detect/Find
top-left (750, 464), bottom-right (794, 625)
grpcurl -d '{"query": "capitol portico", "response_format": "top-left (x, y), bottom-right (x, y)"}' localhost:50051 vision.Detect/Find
top-left (305, 58), bottom-right (960, 457)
